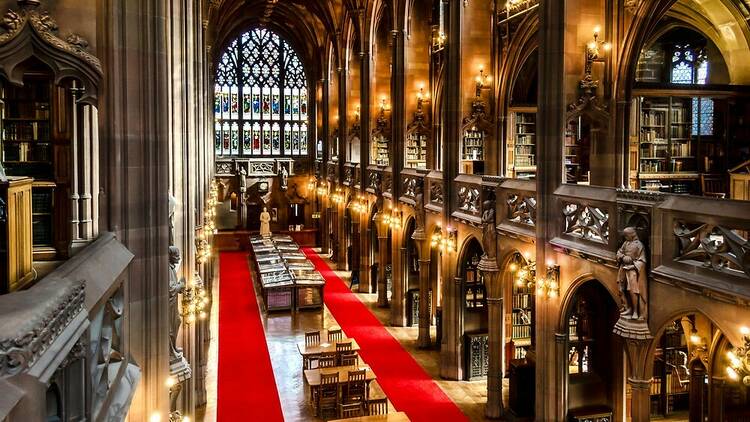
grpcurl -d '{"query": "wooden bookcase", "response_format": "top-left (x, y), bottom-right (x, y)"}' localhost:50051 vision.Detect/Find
top-left (463, 255), bottom-right (486, 309)
top-left (508, 109), bottom-right (537, 179)
top-left (564, 116), bottom-right (590, 184)
top-left (511, 284), bottom-right (533, 359)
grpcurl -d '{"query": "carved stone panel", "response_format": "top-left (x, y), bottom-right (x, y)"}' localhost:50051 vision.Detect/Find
top-left (674, 222), bottom-right (750, 279)
top-left (430, 182), bottom-right (444, 204)
top-left (507, 193), bottom-right (536, 226)
top-left (563, 202), bottom-right (610, 244)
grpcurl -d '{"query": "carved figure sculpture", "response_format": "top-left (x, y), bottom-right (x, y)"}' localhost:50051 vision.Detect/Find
top-left (168, 246), bottom-right (185, 362)
top-left (279, 165), bottom-right (289, 191)
top-left (238, 166), bottom-right (247, 192)
top-left (413, 183), bottom-right (426, 239)
top-left (617, 227), bottom-right (648, 320)
top-left (260, 206), bottom-right (271, 237)
top-left (481, 199), bottom-right (497, 260)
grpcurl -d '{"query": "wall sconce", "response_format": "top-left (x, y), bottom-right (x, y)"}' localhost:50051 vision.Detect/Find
top-left (432, 29), bottom-right (446, 50)
top-left (307, 177), bottom-right (317, 192)
top-left (195, 226), bottom-right (211, 265)
top-left (582, 25), bottom-right (611, 92)
top-left (354, 105), bottom-right (360, 121)
top-left (316, 182), bottom-right (327, 197)
top-left (430, 225), bottom-right (457, 253)
top-left (535, 264), bottom-right (560, 299)
top-left (181, 276), bottom-right (209, 324)
top-left (380, 97), bottom-right (390, 114)
top-left (382, 206), bottom-right (402, 230)
top-left (351, 195), bottom-right (367, 214)
top-left (726, 326), bottom-right (750, 386)
top-left (416, 86), bottom-right (430, 113)
top-left (510, 257), bottom-right (559, 299)
top-left (475, 67), bottom-right (491, 98)
top-left (331, 187), bottom-right (345, 205)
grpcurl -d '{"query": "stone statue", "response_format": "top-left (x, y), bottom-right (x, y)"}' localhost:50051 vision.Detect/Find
top-left (279, 165), bottom-right (289, 191)
top-left (168, 194), bottom-right (177, 247)
top-left (238, 166), bottom-right (247, 192)
top-left (481, 199), bottom-right (497, 260)
top-left (260, 206), bottom-right (271, 237)
top-left (412, 183), bottom-right (426, 240)
top-left (617, 227), bottom-right (648, 320)
top-left (168, 246), bottom-right (185, 362)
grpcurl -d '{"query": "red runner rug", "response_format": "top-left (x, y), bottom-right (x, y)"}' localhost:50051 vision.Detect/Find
top-left (303, 248), bottom-right (468, 422)
top-left (217, 252), bottom-right (284, 422)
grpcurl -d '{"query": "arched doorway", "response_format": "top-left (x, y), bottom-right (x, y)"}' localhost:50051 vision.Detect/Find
top-left (643, 312), bottom-right (750, 421)
top-left (503, 251), bottom-right (534, 371)
top-left (458, 237), bottom-right (487, 380)
top-left (564, 280), bottom-right (620, 417)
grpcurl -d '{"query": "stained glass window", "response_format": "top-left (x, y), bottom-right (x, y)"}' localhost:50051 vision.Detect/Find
top-left (214, 28), bottom-right (309, 156)
top-left (671, 45), bottom-right (713, 136)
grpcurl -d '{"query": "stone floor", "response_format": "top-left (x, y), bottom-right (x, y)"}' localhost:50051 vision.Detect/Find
top-left (201, 251), bottom-right (506, 422)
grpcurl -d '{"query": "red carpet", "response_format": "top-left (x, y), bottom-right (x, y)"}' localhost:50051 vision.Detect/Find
top-left (217, 252), bottom-right (284, 422)
top-left (303, 248), bottom-right (468, 422)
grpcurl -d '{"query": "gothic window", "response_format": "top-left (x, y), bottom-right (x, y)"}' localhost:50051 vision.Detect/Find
top-left (214, 28), bottom-right (309, 157)
top-left (670, 45), bottom-right (713, 137)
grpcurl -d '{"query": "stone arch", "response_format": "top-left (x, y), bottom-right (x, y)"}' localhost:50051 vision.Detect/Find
top-left (557, 273), bottom-right (620, 333)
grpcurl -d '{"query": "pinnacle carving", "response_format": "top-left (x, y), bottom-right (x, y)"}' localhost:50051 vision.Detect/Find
top-left (0, 0), bottom-right (101, 74)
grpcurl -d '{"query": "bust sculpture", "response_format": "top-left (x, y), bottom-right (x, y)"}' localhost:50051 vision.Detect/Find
top-left (617, 227), bottom-right (648, 321)
top-left (259, 206), bottom-right (271, 237)
top-left (168, 246), bottom-right (185, 361)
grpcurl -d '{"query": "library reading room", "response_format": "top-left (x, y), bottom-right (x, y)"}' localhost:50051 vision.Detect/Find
top-left (1, 0), bottom-right (750, 421)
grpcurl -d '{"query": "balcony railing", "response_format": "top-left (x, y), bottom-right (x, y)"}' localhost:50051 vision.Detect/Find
top-left (399, 168), bottom-right (428, 206)
top-left (426, 171), bottom-right (444, 213)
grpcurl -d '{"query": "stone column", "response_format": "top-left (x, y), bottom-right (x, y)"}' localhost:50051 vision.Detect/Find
top-left (416, 240), bottom-right (431, 348)
top-left (628, 378), bottom-right (651, 422)
top-left (553, 332), bottom-right (569, 421)
top-left (709, 376), bottom-right (725, 422)
top-left (377, 225), bottom-right (389, 307)
top-left (485, 285), bottom-right (504, 418)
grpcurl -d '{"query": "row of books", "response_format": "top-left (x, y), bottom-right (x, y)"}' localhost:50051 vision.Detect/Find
top-left (512, 293), bottom-right (532, 309)
top-left (510, 324), bottom-right (531, 340)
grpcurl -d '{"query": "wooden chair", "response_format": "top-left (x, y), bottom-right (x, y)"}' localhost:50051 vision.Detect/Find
top-left (305, 330), bottom-right (321, 346)
top-left (340, 351), bottom-right (358, 367)
top-left (318, 352), bottom-right (337, 368)
top-left (343, 369), bottom-right (368, 404)
top-left (317, 372), bottom-right (339, 418)
top-left (339, 402), bottom-right (364, 418)
top-left (335, 341), bottom-right (353, 365)
top-left (367, 397), bottom-right (388, 415)
top-left (328, 328), bottom-right (343, 341)
top-left (303, 331), bottom-right (322, 370)
top-left (701, 174), bottom-right (726, 198)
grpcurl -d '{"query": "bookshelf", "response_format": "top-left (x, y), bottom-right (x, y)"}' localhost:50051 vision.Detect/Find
top-left (372, 133), bottom-right (389, 166)
top-left (463, 253), bottom-right (485, 309)
top-left (405, 130), bottom-right (428, 169)
top-left (508, 109), bottom-right (537, 179)
top-left (511, 284), bottom-right (532, 359)
top-left (462, 126), bottom-right (485, 174)
top-left (1, 75), bottom-right (57, 249)
top-left (564, 116), bottom-right (589, 184)
top-left (650, 320), bottom-right (690, 417)
top-left (636, 96), bottom-right (718, 194)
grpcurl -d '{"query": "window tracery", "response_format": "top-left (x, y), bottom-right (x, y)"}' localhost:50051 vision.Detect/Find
top-left (214, 28), bottom-right (308, 157)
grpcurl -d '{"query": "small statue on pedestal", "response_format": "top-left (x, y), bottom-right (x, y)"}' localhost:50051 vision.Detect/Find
top-left (412, 183), bottom-right (426, 240)
top-left (617, 227), bottom-right (648, 321)
top-left (168, 246), bottom-right (185, 362)
top-left (260, 206), bottom-right (272, 237)
top-left (478, 198), bottom-right (499, 272)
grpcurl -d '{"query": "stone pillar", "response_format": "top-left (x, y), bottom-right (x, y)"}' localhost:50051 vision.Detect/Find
top-left (628, 378), bottom-right (651, 422)
top-left (416, 240), bottom-right (431, 348)
top-left (485, 287), bottom-right (504, 418)
top-left (553, 332), bottom-right (569, 421)
top-left (619, 333), bottom-right (654, 422)
top-left (377, 226), bottom-right (389, 307)
top-left (709, 376), bottom-right (725, 422)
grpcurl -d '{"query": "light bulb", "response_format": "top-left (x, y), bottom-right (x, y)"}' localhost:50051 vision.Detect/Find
top-left (165, 376), bottom-right (177, 388)
top-left (727, 366), bottom-right (739, 380)
top-left (593, 25), bottom-right (601, 36)
top-left (509, 263), bottom-right (518, 272)
top-left (740, 326), bottom-right (750, 335)
top-left (150, 413), bottom-right (162, 422)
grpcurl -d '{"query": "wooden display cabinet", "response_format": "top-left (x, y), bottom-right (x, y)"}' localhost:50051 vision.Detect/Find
top-left (0, 176), bottom-right (34, 293)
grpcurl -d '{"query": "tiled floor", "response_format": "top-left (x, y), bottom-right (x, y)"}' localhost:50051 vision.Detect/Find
top-left (202, 252), bottom-right (501, 421)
